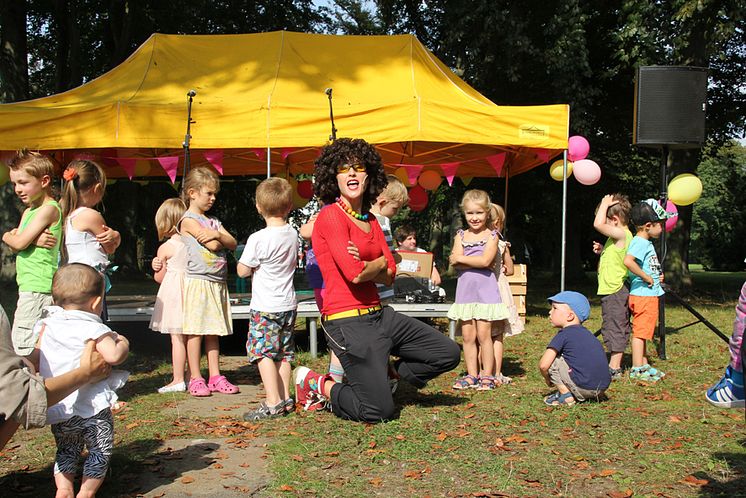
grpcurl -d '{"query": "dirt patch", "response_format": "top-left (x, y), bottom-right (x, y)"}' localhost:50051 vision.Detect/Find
top-left (132, 437), bottom-right (271, 497)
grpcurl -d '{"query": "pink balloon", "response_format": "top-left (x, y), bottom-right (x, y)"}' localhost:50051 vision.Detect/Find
top-left (665, 200), bottom-right (678, 232)
top-left (573, 159), bottom-right (601, 185)
top-left (568, 135), bottom-right (590, 162)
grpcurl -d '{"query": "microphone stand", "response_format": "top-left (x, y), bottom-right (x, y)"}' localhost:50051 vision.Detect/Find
top-left (182, 90), bottom-right (196, 192)
top-left (325, 88), bottom-right (337, 141)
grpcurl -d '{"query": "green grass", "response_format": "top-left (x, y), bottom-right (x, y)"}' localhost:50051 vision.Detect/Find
top-left (1, 268), bottom-right (745, 496)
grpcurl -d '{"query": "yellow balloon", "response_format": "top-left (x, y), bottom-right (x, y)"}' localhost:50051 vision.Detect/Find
top-left (0, 163), bottom-right (9, 186)
top-left (106, 179), bottom-right (117, 186)
top-left (668, 173), bottom-right (702, 206)
top-left (292, 188), bottom-right (308, 209)
top-left (394, 166), bottom-right (414, 187)
top-left (549, 159), bottom-right (573, 181)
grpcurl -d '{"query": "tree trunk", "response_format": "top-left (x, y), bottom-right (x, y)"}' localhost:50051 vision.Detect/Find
top-left (0, 0), bottom-right (29, 102)
top-left (0, 0), bottom-right (28, 280)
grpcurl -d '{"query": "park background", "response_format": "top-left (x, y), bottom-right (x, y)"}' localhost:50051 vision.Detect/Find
top-left (1, 1), bottom-right (745, 496)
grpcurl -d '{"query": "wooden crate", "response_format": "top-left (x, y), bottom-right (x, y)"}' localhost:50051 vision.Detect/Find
top-left (506, 264), bottom-right (528, 322)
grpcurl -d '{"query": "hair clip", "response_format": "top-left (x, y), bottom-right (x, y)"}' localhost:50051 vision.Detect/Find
top-left (62, 167), bottom-right (78, 181)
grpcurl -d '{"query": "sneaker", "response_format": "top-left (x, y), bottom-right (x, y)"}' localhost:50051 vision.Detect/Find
top-left (304, 391), bottom-right (331, 411)
top-left (283, 397), bottom-right (296, 413)
top-left (629, 364), bottom-right (664, 383)
top-left (706, 366), bottom-right (745, 408)
top-left (609, 368), bottom-right (623, 381)
top-left (243, 401), bottom-right (286, 421)
top-left (157, 381), bottom-right (187, 394)
top-left (294, 366), bottom-right (324, 408)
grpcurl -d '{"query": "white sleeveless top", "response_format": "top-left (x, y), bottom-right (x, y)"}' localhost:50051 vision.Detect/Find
top-left (65, 207), bottom-right (109, 272)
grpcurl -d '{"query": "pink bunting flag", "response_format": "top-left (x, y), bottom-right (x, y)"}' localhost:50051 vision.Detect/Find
top-left (203, 150), bottom-right (224, 175)
top-left (440, 162), bottom-right (460, 186)
top-left (281, 148), bottom-right (295, 160)
top-left (533, 148), bottom-right (551, 163)
top-left (486, 153), bottom-right (506, 176)
top-left (403, 164), bottom-right (424, 186)
top-left (157, 156), bottom-right (180, 184)
top-left (116, 158), bottom-right (137, 180)
top-left (252, 148), bottom-right (266, 161)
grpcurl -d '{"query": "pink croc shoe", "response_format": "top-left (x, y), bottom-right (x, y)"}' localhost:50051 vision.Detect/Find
top-left (189, 377), bottom-right (211, 397)
top-left (208, 375), bottom-right (240, 394)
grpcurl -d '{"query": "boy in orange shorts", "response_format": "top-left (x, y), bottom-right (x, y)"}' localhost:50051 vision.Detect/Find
top-left (623, 199), bottom-right (673, 382)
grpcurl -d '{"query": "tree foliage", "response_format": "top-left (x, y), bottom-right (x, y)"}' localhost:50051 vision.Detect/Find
top-left (0, 0), bottom-right (744, 282)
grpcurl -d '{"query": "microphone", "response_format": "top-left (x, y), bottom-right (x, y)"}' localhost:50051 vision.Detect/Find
top-left (187, 89), bottom-right (197, 97)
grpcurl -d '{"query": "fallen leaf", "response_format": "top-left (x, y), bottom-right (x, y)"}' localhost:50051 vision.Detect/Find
top-left (181, 476), bottom-right (195, 484)
top-left (326, 451), bottom-right (340, 457)
top-left (668, 415), bottom-right (682, 423)
top-left (125, 422), bottom-right (139, 430)
top-left (681, 475), bottom-right (708, 486)
top-left (211, 463), bottom-right (224, 469)
top-left (368, 441), bottom-right (377, 448)
top-left (607, 490), bottom-right (633, 498)
top-left (292, 455), bottom-right (304, 462)
top-left (465, 413), bottom-right (476, 419)
top-left (404, 470), bottom-right (421, 479)
top-left (436, 432), bottom-right (448, 441)
top-left (239, 462), bottom-right (250, 468)
top-left (395, 435), bottom-right (406, 440)
top-left (370, 477), bottom-right (383, 487)
top-left (279, 484), bottom-right (295, 491)
top-left (599, 469), bottom-right (616, 477)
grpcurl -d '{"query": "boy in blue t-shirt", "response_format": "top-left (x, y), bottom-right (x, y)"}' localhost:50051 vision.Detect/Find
top-left (539, 291), bottom-right (611, 406)
top-left (624, 199), bottom-right (673, 383)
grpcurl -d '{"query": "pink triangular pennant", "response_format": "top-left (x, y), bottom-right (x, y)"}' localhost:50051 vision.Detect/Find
top-left (281, 148), bottom-right (295, 160)
top-left (116, 158), bottom-right (137, 180)
top-left (486, 153), bottom-right (506, 176)
top-left (403, 165), bottom-right (424, 186)
top-left (203, 150), bottom-right (224, 175)
top-left (440, 162), bottom-right (460, 186)
top-left (533, 148), bottom-right (551, 163)
top-left (252, 148), bottom-right (266, 161)
top-left (157, 156), bottom-right (180, 184)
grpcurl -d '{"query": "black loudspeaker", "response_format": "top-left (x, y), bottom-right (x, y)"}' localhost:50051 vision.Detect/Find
top-left (633, 66), bottom-right (707, 148)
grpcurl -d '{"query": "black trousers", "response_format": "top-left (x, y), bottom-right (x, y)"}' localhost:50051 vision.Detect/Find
top-left (322, 306), bottom-right (460, 423)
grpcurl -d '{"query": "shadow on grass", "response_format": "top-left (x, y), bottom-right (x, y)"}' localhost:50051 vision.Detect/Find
top-left (0, 437), bottom-right (220, 497)
top-left (395, 380), bottom-right (464, 410)
top-left (697, 437), bottom-right (746, 497)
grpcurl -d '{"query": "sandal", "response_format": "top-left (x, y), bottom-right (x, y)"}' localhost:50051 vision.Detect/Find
top-left (477, 375), bottom-right (497, 391)
top-left (545, 392), bottom-right (576, 407)
top-left (452, 374), bottom-right (479, 390)
top-left (544, 392), bottom-right (561, 405)
top-left (207, 375), bottom-right (240, 394)
top-left (189, 377), bottom-right (211, 397)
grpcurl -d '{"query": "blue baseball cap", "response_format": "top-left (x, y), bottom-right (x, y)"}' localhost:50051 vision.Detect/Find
top-left (547, 291), bottom-right (591, 322)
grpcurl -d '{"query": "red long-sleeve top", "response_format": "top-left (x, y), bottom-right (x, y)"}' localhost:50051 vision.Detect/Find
top-left (311, 203), bottom-right (396, 315)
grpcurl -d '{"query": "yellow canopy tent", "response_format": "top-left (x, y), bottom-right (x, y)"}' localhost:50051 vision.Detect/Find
top-left (0, 31), bottom-right (568, 179)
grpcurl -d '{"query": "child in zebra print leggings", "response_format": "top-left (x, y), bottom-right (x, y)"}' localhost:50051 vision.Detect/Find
top-left (33, 264), bottom-right (129, 497)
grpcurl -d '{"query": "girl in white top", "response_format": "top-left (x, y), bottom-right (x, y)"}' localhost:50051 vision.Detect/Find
top-left (150, 198), bottom-right (189, 393)
top-left (60, 160), bottom-right (121, 292)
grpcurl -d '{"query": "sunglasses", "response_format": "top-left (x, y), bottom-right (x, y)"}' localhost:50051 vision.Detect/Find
top-left (337, 163), bottom-right (367, 174)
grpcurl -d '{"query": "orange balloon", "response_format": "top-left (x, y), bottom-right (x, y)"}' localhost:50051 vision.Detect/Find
top-left (418, 169), bottom-right (442, 190)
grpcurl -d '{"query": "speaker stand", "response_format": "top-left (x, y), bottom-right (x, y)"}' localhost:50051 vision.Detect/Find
top-left (656, 146), bottom-right (728, 360)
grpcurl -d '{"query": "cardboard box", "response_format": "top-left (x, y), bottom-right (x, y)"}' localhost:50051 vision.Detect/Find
top-left (396, 250), bottom-right (433, 279)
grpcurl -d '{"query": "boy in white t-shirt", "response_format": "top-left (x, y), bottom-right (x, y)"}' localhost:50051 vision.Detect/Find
top-left (33, 263), bottom-right (129, 498)
top-left (238, 178), bottom-right (299, 420)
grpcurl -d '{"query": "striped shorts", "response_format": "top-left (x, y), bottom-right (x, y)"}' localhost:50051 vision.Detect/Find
top-left (51, 408), bottom-right (114, 479)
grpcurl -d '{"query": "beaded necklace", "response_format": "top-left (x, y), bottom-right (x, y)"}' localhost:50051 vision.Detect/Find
top-left (336, 197), bottom-right (369, 221)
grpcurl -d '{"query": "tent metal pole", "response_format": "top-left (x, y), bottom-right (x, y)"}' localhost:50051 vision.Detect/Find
top-left (503, 165), bottom-right (509, 229)
top-left (266, 146), bottom-right (271, 179)
top-left (560, 150), bottom-right (568, 291)
top-left (182, 90), bottom-right (196, 192)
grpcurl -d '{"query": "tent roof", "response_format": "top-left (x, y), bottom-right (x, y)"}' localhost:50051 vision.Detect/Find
top-left (0, 31), bottom-right (569, 178)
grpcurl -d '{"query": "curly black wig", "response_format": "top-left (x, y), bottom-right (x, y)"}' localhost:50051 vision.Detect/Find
top-left (313, 138), bottom-right (388, 213)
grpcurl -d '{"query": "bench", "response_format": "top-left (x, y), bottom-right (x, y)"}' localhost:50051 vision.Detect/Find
top-left (106, 295), bottom-right (457, 358)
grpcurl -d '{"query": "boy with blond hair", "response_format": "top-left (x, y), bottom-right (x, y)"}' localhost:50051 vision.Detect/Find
top-left (370, 174), bottom-right (409, 302)
top-left (592, 194), bottom-right (633, 379)
top-left (238, 178), bottom-right (299, 419)
top-left (2, 151), bottom-right (62, 356)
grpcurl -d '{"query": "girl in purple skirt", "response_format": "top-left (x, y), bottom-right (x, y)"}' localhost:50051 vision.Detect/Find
top-left (447, 190), bottom-right (509, 391)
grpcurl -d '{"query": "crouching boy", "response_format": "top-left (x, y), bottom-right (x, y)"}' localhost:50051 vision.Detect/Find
top-left (539, 291), bottom-right (611, 406)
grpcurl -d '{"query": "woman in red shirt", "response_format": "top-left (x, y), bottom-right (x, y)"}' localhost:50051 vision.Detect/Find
top-left (294, 138), bottom-right (460, 422)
